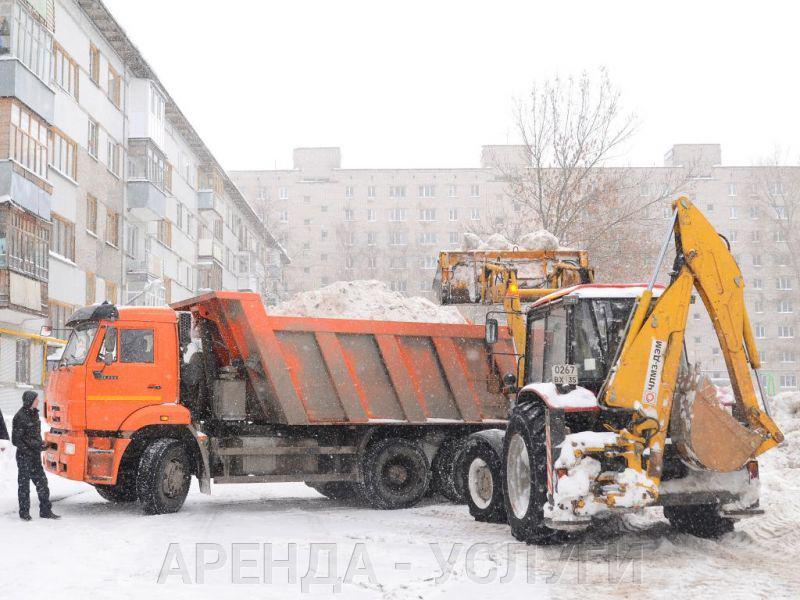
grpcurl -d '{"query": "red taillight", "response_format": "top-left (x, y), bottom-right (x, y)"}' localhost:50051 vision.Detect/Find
top-left (746, 460), bottom-right (759, 480)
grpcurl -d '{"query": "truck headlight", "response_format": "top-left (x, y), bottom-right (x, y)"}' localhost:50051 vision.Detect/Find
top-left (64, 442), bottom-right (76, 456)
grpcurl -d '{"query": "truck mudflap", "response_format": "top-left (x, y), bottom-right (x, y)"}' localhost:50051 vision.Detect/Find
top-left (187, 424), bottom-right (212, 495)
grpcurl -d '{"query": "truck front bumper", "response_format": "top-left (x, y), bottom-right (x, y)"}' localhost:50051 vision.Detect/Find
top-left (44, 430), bottom-right (131, 485)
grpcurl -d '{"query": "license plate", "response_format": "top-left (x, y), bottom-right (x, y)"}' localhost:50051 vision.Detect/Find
top-left (552, 364), bottom-right (578, 386)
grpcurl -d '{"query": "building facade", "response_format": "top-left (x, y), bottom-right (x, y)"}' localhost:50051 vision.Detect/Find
top-left (0, 0), bottom-right (285, 413)
top-left (232, 144), bottom-right (798, 394)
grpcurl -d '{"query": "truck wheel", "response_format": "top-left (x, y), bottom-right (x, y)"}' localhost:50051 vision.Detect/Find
top-left (463, 436), bottom-right (506, 523)
top-left (136, 439), bottom-right (192, 515)
top-left (664, 504), bottom-right (735, 538)
top-left (94, 470), bottom-right (137, 503)
top-left (361, 438), bottom-right (430, 509)
top-left (431, 437), bottom-right (468, 503)
top-left (503, 401), bottom-right (560, 544)
top-left (306, 481), bottom-right (361, 501)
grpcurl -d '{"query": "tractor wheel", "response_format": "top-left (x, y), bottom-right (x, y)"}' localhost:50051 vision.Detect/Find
top-left (503, 401), bottom-right (561, 544)
top-left (136, 439), bottom-right (192, 515)
top-left (664, 504), bottom-right (735, 538)
top-left (463, 434), bottom-right (506, 523)
top-left (360, 438), bottom-right (430, 509)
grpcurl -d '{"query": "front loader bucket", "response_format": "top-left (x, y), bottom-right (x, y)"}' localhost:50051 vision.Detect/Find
top-left (671, 373), bottom-right (763, 472)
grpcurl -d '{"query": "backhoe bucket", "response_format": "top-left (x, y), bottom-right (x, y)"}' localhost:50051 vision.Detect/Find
top-left (671, 373), bottom-right (763, 472)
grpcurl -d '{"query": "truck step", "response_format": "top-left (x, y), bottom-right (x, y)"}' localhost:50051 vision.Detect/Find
top-left (214, 473), bottom-right (360, 485)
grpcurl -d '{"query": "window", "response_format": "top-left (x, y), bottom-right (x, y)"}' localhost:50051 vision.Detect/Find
top-left (10, 4), bottom-right (52, 82)
top-left (107, 65), bottom-right (121, 107)
top-left (753, 255), bottom-right (762, 267)
top-left (368, 256), bottom-right (377, 269)
top-left (419, 208), bottom-right (436, 221)
top-left (751, 230), bottom-right (760, 242)
top-left (449, 231), bottom-right (459, 244)
top-left (321, 229), bottom-right (328, 240)
top-left (344, 208), bottom-right (355, 221)
top-left (345, 186), bottom-right (354, 198)
top-left (302, 195), bottom-right (311, 204)
top-left (367, 231), bottom-right (376, 245)
top-left (419, 185), bottom-right (435, 198)
top-left (542, 306), bottom-right (568, 380)
top-left (345, 255), bottom-right (354, 270)
top-left (9, 102), bottom-right (48, 178)
top-left (448, 184), bottom-right (457, 197)
top-left (470, 184), bottom-right (480, 197)
top-left (321, 205), bottom-right (328, 213)
top-left (367, 186), bottom-right (375, 198)
top-left (706, 204), bottom-right (714, 212)
top-left (345, 231), bottom-right (356, 246)
top-left (279, 210), bottom-right (288, 223)
top-left (390, 231), bottom-right (407, 246)
top-left (774, 206), bottom-right (787, 220)
top-left (729, 230), bottom-right (738, 242)
top-left (471, 208), bottom-right (480, 221)
top-left (106, 138), bottom-right (121, 177)
top-left (390, 280), bottom-right (407, 292)
top-left (780, 374), bottom-right (797, 389)
top-left (52, 43), bottom-right (79, 99)
top-left (768, 181), bottom-right (784, 196)
top-left (303, 218), bottom-right (311, 227)
top-left (750, 206), bottom-right (759, 219)
top-left (86, 272), bottom-right (96, 305)
top-left (367, 208), bottom-right (376, 222)
top-left (389, 186), bottom-right (406, 198)
top-left (15, 339), bottom-right (30, 384)
top-left (212, 219), bottom-right (223, 242)
top-left (729, 206), bottom-right (738, 219)
top-left (51, 214), bottom-right (75, 261)
top-left (278, 187), bottom-right (288, 200)
top-left (449, 208), bottom-right (458, 221)
top-left (780, 351), bottom-right (796, 363)
top-left (774, 230), bottom-right (787, 243)
top-left (128, 139), bottom-right (165, 190)
top-left (120, 329), bottom-right (154, 363)
top-left (390, 256), bottom-right (407, 269)
top-left (105, 280), bottom-right (118, 303)
top-left (0, 205), bottom-right (49, 280)
top-left (752, 278), bottom-right (763, 290)
top-left (754, 323), bottom-right (766, 338)
top-left (389, 208), bottom-right (406, 222)
top-left (48, 129), bottom-right (77, 180)
top-left (86, 195), bottom-right (98, 234)
top-left (106, 209), bottom-right (119, 246)
top-left (87, 118), bottom-right (99, 158)
top-left (778, 300), bottom-right (793, 313)
top-left (728, 183), bottom-right (737, 197)
top-left (778, 325), bottom-right (794, 338)
top-left (421, 256), bottom-right (437, 270)
top-left (418, 232), bottom-right (437, 245)
top-left (754, 300), bottom-right (763, 313)
top-left (777, 277), bottom-right (792, 290)
top-left (89, 43), bottom-right (100, 84)
top-left (157, 219), bottom-right (172, 248)
top-left (49, 301), bottom-right (74, 336)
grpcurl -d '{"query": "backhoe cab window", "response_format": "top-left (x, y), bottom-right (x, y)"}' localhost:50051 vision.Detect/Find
top-left (573, 299), bottom-right (634, 381)
top-left (542, 306), bottom-right (567, 381)
top-left (61, 323), bottom-right (98, 366)
top-left (120, 329), bottom-right (154, 363)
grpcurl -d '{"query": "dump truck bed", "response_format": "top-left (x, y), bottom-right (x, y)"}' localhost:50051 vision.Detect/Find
top-left (173, 291), bottom-right (515, 426)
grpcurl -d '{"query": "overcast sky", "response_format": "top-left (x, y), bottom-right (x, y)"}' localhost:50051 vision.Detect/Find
top-left (103, 0), bottom-right (798, 171)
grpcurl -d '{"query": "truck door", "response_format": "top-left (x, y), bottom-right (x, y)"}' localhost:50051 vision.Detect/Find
top-left (85, 321), bottom-right (177, 431)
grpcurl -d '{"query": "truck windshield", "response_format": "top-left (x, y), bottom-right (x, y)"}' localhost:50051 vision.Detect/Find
top-left (61, 323), bottom-right (98, 366)
top-left (573, 298), bottom-right (635, 380)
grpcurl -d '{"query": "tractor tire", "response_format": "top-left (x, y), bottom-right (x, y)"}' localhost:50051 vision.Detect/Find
top-left (503, 401), bottom-right (561, 544)
top-left (462, 433), bottom-right (506, 523)
top-left (136, 439), bottom-right (192, 515)
top-left (94, 469), bottom-right (137, 503)
top-left (431, 436), bottom-right (468, 503)
top-left (306, 481), bottom-right (361, 502)
top-left (360, 438), bottom-right (430, 509)
top-left (664, 504), bottom-right (735, 538)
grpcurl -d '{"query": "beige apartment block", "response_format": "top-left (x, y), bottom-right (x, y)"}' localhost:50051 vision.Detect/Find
top-left (232, 144), bottom-right (799, 394)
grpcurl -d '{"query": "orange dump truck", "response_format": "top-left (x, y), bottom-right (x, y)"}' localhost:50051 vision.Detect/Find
top-left (43, 291), bottom-right (514, 514)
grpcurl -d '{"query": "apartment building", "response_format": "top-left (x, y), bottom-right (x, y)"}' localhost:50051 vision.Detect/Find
top-left (0, 0), bottom-right (285, 413)
top-left (232, 144), bottom-right (798, 394)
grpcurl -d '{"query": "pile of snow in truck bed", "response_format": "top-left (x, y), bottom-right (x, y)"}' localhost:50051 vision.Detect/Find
top-left (267, 280), bottom-right (466, 323)
top-left (462, 230), bottom-right (560, 252)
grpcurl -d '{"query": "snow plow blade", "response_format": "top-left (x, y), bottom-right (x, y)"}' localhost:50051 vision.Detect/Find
top-left (434, 249), bottom-right (592, 305)
top-left (672, 375), bottom-right (764, 472)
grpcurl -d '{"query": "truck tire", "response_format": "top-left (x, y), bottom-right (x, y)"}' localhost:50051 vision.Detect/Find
top-left (136, 439), bottom-right (192, 515)
top-left (462, 434), bottom-right (506, 523)
top-left (94, 470), bottom-right (137, 503)
top-left (503, 401), bottom-right (560, 544)
top-left (360, 438), bottom-right (430, 509)
top-left (664, 504), bottom-right (735, 538)
top-left (431, 436), bottom-right (468, 503)
top-left (306, 481), bottom-right (361, 501)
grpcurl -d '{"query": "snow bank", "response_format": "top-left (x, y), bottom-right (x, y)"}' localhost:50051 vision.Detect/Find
top-left (268, 280), bottom-right (466, 324)
top-left (462, 229), bottom-right (560, 252)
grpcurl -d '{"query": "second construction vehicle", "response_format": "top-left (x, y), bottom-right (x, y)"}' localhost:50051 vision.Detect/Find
top-left (455, 197), bottom-right (784, 541)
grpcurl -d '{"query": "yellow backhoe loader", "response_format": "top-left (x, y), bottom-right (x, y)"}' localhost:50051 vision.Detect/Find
top-left (451, 197), bottom-right (783, 541)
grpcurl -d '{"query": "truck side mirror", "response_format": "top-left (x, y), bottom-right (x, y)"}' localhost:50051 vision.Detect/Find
top-left (485, 318), bottom-right (498, 345)
top-left (101, 327), bottom-right (117, 365)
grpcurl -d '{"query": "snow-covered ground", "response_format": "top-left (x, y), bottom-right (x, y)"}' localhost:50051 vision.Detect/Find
top-left (1, 393), bottom-right (798, 599)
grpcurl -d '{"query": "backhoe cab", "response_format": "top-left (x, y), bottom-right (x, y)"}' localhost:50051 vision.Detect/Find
top-left (464, 197), bottom-right (783, 542)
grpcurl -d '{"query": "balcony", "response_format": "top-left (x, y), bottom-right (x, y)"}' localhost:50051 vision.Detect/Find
top-left (198, 238), bottom-right (224, 264)
top-left (0, 161), bottom-right (51, 219)
top-left (0, 269), bottom-right (47, 318)
top-left (127, 180), bottom-right (166, 222)
top-left (0, 57), bottom-right (55, 123)
top-left (197, 190), bottom-right (224, 218)
top-left (127, 254), bottom-right (163, 279)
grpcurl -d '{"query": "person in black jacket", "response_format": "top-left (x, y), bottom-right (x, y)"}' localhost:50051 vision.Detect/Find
top-left (12, 390), bottom-right (60, 521)
top-left (0, 405), bottom-right (8, 444)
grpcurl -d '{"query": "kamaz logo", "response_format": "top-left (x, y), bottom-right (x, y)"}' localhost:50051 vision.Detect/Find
top-left (642, 339), bottom-right (666, 406)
